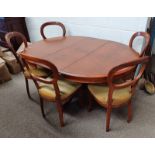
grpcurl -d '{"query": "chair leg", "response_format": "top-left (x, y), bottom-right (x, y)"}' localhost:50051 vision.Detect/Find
top-left (40, 97), bottom-right (45, 118)
top-left (127, 100), bottom-right (132, 123)
top-left (56, 101), bottom-right (64, 127)
top-left (25, 78), bottom-right (32, 99)
top-left (88, 92), bottom-right (93, 112)
top-left (106, 108), bottom-right (112, 132)
top-left (78, 88), bottom-right (84, 108)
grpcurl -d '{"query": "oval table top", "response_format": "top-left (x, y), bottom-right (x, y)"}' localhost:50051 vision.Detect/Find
top-left (23, 36), bottom-right (139, 83)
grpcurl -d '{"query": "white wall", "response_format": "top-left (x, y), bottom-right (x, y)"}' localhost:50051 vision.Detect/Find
top-left (26, 17), bottom-right (149, 53)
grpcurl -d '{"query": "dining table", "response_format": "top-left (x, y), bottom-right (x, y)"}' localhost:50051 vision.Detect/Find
top-left (22, 36), bottom-right (139, 84)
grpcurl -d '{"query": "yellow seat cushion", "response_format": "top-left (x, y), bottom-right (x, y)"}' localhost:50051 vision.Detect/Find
top-left (38, 78), bottom-right (81, 102)
top-left (88, 85), bottom-right (132, 107)
top-left (24, 65), bottom-right (49, 78)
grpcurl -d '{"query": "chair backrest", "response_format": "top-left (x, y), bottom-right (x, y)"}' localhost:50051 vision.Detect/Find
top-left (20, 53), bottom-right (61, 100)
top-left (129, 32), bottom-right (150, 57)
top-left (40, 21), bottom-right (66, 39)
top-left (107, 56), bottom-right (150, 106)
top-left (5, 31), bottom-right (28, 72)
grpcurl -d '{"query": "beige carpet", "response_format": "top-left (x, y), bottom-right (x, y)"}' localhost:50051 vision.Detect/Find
top-left (0, 73), bottom-right (155, 138)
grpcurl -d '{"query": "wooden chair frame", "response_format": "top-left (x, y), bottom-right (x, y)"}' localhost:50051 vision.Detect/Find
top-left (5, 32), bottom-right (33, 99)
top-left (89, 56), bottom-right (150, 132)
top-left (40, 21), bottom-right (66, 39)
top-left (129, 32), bottom-right (150, 57)
top-left (20, 53), bottom-right (81, 127)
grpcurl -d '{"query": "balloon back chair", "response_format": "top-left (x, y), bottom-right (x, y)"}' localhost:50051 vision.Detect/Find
top-left (20, 53), bottom-right (81, 127)
top-left (5, 32), bottom-right (49, 99)
top-left (88, 56), bottom-right (150, 132)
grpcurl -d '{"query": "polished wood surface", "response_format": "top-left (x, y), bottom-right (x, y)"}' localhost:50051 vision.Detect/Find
top-left (23, 36), bottom-right (139, 83)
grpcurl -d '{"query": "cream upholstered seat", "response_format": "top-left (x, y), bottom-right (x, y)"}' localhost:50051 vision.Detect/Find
top-left (38, 78), bottom-right (81, 101)
top-left (24, 66), bottom-right (49, 78)
top-left (88, 85), bottom-right (132, 108)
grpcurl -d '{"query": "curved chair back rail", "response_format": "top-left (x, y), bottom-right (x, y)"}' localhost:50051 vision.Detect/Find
top-left (40, 21), bottom-right (66, 39)
top-left (20, 53), bottom-right (61, 100)
top-left (129, 32), bottom-right (150, 57)
top-left (107, 56), bottom-right (150, 107)
top-left (5, 31), bottom-right (28, 71)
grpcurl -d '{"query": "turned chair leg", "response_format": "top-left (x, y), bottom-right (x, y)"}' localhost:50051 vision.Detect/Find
top-left (88, 92), bottom-right (94, 112)
top-left (25, 78), bottom-right (32, 99)
top-left (127, 100), bottom-right (132, 123)
top-left (56, 102), bottom-right (64, 127)
top-left (106, 108), bottom-right (112, 132)
top-left (40, 97), bottom-right (45, 118)
top-left (79, 88), bottom-right (84, 107)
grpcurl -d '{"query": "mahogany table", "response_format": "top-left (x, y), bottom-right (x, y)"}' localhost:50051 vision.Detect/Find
top-left (23, 36), bottom-right (139, 83)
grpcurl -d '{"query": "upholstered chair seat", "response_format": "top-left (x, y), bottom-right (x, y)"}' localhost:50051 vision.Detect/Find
top-left (38, 78), bottom-right (81, 101)
top-left (88, 85), bottom-right (132, 108)
top-left (24, 66), bottom-right (49, 78)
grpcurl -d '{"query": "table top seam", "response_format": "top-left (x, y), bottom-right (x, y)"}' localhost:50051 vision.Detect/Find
top-left (62, 41), bottom-right (111, 70)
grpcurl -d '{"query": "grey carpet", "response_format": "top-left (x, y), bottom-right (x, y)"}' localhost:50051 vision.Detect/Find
top-left (0, 73), bottom-right (155, 138)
